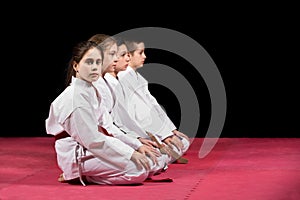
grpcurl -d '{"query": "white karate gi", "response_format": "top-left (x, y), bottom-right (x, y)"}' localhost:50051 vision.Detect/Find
top-left (117, 67), bottom-right (190, 157)
top-left (92, 77), bottom-right (144, 149)
top-left (45, 77), bottom-right (164, 185)
top-left (93, 77), bottom-right (149, 140)
top-left (103, 73), bottom-right (149, 139)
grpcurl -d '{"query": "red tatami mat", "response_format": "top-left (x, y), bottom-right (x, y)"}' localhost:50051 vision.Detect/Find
top-left (1, 137), bottom-right (300, 200)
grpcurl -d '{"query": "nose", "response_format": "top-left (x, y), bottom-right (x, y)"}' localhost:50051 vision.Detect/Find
top-left (126, 53), bottom-right (130, 62)
top-left (113, 54), bottom-right (118, 61)
top-left (92, 63), bottom-right (101, 71)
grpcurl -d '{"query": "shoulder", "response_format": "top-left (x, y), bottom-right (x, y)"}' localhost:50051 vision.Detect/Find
top-left (118, 67), bottom-right (132, 79)
top-left (53, 83), bottom-right (96, 110)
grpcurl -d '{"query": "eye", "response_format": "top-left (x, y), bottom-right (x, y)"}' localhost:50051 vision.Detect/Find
top-left (118, 51), bottom-right (129, 58)
top-left (96, 59), bottom-right (102, 65)
top-left (109, 51), bottom-right (117, 56)
top-left (138, 50), bottom-right (144, 55)
top-left (85, 58), bottom-right (94, 65)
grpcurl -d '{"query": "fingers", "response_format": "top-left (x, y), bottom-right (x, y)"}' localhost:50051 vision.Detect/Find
top-left (140, 138), bottom-right (159, 148)
top-left (146, 152), bottom-right (158, 165)
top-left (138, 145), bottom-right (160, 156)
top-left (174, 131), bottom-right (190, 141)
top-left (138, 157), bottom-right (150, 171)
top-left (131, 151), bottom-right (149, 170)
top-left (139, 148), bottom-right (159, 165)
top-left (145, 140), bottom-right (158, 148)
top-left (160, 145), bottom-right (173, 157)
top-left (163, 135), bottom-right (184, 151)
top-left (149, 140), bottom-right (159, 148)
top-left (142, 146), bottom-right (161, 165)
top-left (151, 147), bottom-right (162, 157)
top-left (169, 137), bottom-right (183, 152)
top-left (180, 133), bottom-right (190, 141)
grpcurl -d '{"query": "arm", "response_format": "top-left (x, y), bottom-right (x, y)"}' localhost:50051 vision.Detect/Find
top-left (64, 106), bottom-right (134, 166)
top-left (101, 110), bottom-right (143, 150)
top-left (144, 85), bottom-right (177, 131)
top-left (64, 106), bottom-right (153, 170)
top-left (136, 75), bottom-right (177, 139)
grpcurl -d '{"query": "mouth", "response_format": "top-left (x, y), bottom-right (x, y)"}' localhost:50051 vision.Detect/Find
top-left (90, 73), bottom-right (99, 77)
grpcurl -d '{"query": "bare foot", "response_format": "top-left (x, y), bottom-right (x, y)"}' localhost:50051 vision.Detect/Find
top-left (58, 173), bottom-right (66, 182)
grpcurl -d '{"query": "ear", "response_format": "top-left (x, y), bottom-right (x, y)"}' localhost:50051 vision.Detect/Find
top-left (73, 62), bottom-right (78, 72)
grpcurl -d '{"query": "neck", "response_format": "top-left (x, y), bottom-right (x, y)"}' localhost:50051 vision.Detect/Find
top-left (108, 71), bottom-right (117, 78)
top-left (129, 65), bottom-right (138, 71)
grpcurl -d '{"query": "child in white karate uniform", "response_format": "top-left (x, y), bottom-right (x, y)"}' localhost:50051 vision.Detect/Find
top-left (45, 40), bottom-right (167, 186)
top-left (117, 38), bottom-right (191, 163)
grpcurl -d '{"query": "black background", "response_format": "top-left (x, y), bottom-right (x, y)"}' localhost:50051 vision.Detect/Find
top-left (1, 5), bottom-right (298, 138)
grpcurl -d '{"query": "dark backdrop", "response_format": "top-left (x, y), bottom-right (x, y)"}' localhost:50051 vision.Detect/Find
top-left (1, 6), bottom-right (298, 138)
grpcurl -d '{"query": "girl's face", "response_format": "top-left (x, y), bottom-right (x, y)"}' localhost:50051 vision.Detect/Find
top-left (74, 47), bottom-right (102, 83)
top-left (129, 42), bottom-right (146, 70)
top-left (102, 43), bottom-right (118, 75)
top-left (115, 44), bottom-right (130, 73)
